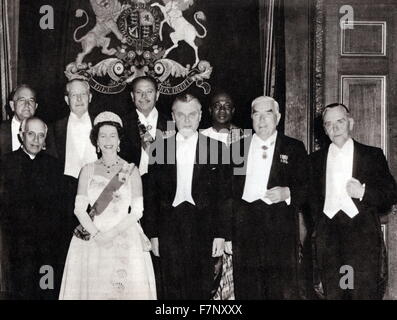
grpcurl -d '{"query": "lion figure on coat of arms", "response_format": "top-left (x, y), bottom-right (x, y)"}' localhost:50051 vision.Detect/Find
top-left (73, 0), bottom-right (128, 67)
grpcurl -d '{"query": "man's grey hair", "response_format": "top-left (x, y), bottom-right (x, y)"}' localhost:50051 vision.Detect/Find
top-left (171, 93), bottom-right (202, 112)
top-left (20, 116), bottom-right (48, 136)
top-left (322, 103), bottom-right (350, 120)
top-left (251, 96), bottom-right (280, 114)
top-left (65, 79), bottom-right (91, 96)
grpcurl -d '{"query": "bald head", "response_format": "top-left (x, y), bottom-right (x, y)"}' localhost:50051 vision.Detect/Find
top-left (21, 117), bottom-right (48, 156)
top-left (21, 117), bottom-right (47, 135)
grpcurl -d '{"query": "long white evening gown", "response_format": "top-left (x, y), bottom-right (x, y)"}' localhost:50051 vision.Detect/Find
top-left (59, 163), bottom-right (156, 300)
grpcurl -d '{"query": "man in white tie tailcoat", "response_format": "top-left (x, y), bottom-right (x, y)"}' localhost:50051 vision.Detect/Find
top-left (310, 103), bottom-right (397, 299)
top-left (145, 93), bottom-right (232, 299)
top-left (230, 96), bottom-right (309, 299)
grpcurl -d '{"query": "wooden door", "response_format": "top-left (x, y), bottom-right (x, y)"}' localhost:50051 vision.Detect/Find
top-left (322, 0), bottom-right (397, 299)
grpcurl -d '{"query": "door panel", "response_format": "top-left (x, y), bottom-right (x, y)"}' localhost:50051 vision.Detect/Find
top-left (341, 75), bottom-right (386, 150)
top-left (322, 0), bottom-right (397, 299)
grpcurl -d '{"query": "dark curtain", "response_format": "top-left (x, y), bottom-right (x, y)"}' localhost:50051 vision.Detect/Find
top-left (258, 0), bottom-right (285, 132)
top-left (17, 0), bottom-right (264, 129)
top-left (1, 0), bottom-right (19, 121)
top-left (272, 0), bottom-right (285, 133)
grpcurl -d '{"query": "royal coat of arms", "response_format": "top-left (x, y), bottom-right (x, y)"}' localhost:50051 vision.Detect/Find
top-left (65, 0), bottom-right (213, 95)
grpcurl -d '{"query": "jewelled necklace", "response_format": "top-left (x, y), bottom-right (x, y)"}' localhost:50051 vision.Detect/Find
top-left (100, 157), bottom-right (121, 174)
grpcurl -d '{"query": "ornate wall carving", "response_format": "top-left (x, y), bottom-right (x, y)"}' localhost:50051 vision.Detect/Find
top-left (312, 0), bottom-right (325, 152)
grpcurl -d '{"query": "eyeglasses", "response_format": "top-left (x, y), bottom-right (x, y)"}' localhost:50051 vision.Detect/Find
top-left (15, 98), bottom-right (36, 105)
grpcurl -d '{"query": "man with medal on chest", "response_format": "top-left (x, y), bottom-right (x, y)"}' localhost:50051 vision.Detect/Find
top-left (121, 75), bottom-right (171, 299)
top-left (230, 96), bottom-right (309, 299)
top-left (121, 76), bottom-right (170, 177)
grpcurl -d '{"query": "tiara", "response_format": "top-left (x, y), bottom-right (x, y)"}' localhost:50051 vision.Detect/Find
top-left (94, 111), bottom-right (123, 127)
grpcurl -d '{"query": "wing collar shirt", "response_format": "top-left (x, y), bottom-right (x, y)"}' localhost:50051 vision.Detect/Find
top-left (323, 138), bottom-right (359, 219)
top-left (201, 127), bottom-right (229, 145)
top-left (242, 131), bottom-right (290, 205)
top-left (11, 116), bottom-right (22, 151)
top-left (64, 112), bottom-right (97, 178)
top-left (136, 108), bottom-right (159, 176)
top-left (172, 132), bottom-right (198, 207)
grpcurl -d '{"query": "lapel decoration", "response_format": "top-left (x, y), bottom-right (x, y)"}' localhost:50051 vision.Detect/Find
top-left (161, 129), bottom-right (176, 139)
top-left (267, 134), bottom-right (281, 189)
top-left (280, 154), bottom-right (288, 164)
top-left (137, 118), bottom-right (155, 153)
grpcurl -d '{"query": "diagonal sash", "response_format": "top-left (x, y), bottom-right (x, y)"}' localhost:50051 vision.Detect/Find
top-left (74, 168), bottom-right (125, 241)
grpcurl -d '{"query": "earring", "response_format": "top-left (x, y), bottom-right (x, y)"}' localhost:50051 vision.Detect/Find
top-left (117, 145), bottom-right (120, 153)
top-left (97, 146), bottom-right (100, 153)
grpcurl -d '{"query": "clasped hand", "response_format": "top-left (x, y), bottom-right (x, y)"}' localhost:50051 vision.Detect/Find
top-left (265, 186), bottom-right (290, 203)
top-left (93, 229), bottom-right (118, 247)
top-left (212, 238), bottom-right (225, 257)
top-left (346, 178), bottom-right (365, 199)
top-left (93, 219), bottom-right (132, 247)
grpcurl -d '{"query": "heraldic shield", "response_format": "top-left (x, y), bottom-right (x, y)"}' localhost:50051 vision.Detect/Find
top-left (65, 0), bottom-right (213, 96)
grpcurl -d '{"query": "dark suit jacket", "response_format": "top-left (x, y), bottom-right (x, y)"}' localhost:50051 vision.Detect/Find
top-left (48, 112), bottom-right (95, 170)
top-left (144, 133), bottom-right (232, 240)
top-left (0, 148), bottom-right (65, 299)
top-left (120, 109), bottom-right (171, 165)
top-left (0, 148), bottom-right (64, 231)
top-left (231, 132), bottom-right (309, 213)
top-left (0, 120), bottom-right (12, 157)
top-left (309, 140), bottom-right (397, 226)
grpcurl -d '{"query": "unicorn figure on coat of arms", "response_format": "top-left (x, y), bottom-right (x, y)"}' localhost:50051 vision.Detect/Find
top-left (151, 0), bottom-right (207, 68)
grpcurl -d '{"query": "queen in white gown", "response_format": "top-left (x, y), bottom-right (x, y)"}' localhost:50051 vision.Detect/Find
top-left (59, 112), bottom-right (156, 300)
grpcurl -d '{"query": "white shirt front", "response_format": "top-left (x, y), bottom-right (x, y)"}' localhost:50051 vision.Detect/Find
top-left (136, 108), bottom-right (159, 176)
top-left (11, 116), bottom-right (22, 151)
top-left (64, 112), bottom-right (97, 178)
top-left (242, 132), bottom-right (278, 203)
top-left (201, 127), bottom-right (229, 145)
top-left (323, 138), bottom-right (359, 219)
top-left (172, 132), bottom-right (198, 207)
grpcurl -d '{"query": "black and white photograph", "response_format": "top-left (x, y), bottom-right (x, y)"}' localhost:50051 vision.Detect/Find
top-left (1, 0), bottom-right (397, 306)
